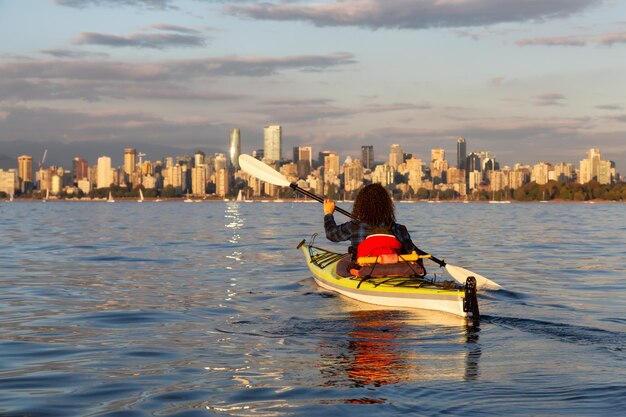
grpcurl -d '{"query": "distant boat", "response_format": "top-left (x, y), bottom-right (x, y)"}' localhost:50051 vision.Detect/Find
top-left (184, 193), bottom-right (193, 203)
top-left (137, 189), bottom-right (144, 203)
top-left (43, 189), bottom-right (49, 203)
top-left (236, 190), bottom-right (243, 202)
top-left (107, 191), bottom-right (115, 203)
top-left (9, 193), bottom-right (14, 202)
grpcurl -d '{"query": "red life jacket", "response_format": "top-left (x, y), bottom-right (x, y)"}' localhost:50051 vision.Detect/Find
top-left (356, 233), bottom-right (402, 260)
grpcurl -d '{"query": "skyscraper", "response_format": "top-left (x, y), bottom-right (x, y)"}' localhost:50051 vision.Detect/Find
top-left (263, 125), bottom-right (282, 162)
top-left (388, 144), bottom-right (404, 169)
top-left (229, 128), bottom-right (241, 170)
top-left (361, 145), bottom-right (374, 170)
top-left (457, 137), bottom-right (466, 170)
top-left (97, 156), bottom-right (112, 189)
top-left (124, 148), bottom-right (136, 176)
top-left (17, 155), bottom-right (33, 189)
top-left (73, 157), bottom-right (89, 183)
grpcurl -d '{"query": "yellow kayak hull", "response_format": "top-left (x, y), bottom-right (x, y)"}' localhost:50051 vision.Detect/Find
top-left (301, 243), bottom-right (476, 318)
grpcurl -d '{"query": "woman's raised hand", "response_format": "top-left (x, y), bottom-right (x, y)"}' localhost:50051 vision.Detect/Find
top-left (323, 199), bottom-right (335, 215)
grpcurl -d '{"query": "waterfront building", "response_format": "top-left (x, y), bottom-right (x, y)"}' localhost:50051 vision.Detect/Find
top-left (142, 175), bottom-right (157, 190)
top-left (488, 170), bottom-right (506, 192)
top-left (361, 145), bottom-right (375, 170)
top-left (447, 167), bottom-right (465, 185)
top-left (430, 149), bottom-right (448, 185)
top-left (323, 152), bottom-right (339, 183)
top-left (389, 144), bottom-right (404, 170)
top-left (77, 179), bottom-right (91, 195)
top-left (229, 129), bottom-right (241, 170)
top-left (97, 156), bottom-right (112, 189)
top-left (51, 174), bottom-right (62, 195)
top-left (343, 157), bottom-right (364, 193)
top-left (194, 151), bottom-right (206, 168)
top-left (0, 169), bottom-right (18, 196)
top-left (216, 168), bottom-right (229, 197)
top-left (468, 170), bottom-right (482, 191)
top-left (579, 148), bottom-right (613, 184)
top-left (457, 137), bottom-right (466, 170)
top-left (17, 155), bottom-right (33, 191)
top-left (73, 157), bottom-right (89, 184)
top-left (124, 148), bottom-right (136, 178)
top-left (553, 162), bottom-right (574, 182)
top-left (509, 168), bottom-right (529, 189)
top-left (163, 164), bottom-right (183, 191)
top-left (263, 125), bottom-right (282, 162)
top-left (531, 162), bottom-right (551, 185)
top-left (372, 164), bottom-right (394, 187)
top-left (191, 166), bottom-right (207, 196)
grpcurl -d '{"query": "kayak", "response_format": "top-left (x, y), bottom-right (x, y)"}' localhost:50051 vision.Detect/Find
top-left (299, 241), bottom-right (479, 319)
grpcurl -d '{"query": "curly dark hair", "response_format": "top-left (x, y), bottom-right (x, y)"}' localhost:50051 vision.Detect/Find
top-left (352, 183), bottom-right (396, 227)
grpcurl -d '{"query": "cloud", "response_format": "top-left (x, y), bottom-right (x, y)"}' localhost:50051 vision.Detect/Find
top-left (74, 31), bottom-right (206, 49)
top-left (516, 35), bottom-right (587, 46)
top-left (40, 48), bottom-right (110, 59)
top-left (0, 53), bottom-right (356, 84)
top-left (516, 30), bottom-right (626, 47)
top-left (0, 79), bottom-right (246, 103)
top-left (147, 23), bottom-right (202, 34)
top-left (250, 99), bottom-right (432, 124)
top-left (596, 103), bottom-right (623, 111)
top-left (533, 93), bottom-right (567, 106)
top-left (54, 0), bottom-right (174, 9)
top-left (224, 0), bottom-right (604, 30)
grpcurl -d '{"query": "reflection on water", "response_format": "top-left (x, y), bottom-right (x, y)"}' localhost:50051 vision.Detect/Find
top-left (318, 304), bottom-right (481, 389)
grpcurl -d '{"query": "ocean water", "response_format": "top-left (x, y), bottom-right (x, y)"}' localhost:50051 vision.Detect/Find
top-left (1, 200), bottom-right (625, 416)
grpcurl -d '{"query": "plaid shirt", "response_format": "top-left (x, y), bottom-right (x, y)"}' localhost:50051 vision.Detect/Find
top-left (323, 214), bottom-right (419, 254)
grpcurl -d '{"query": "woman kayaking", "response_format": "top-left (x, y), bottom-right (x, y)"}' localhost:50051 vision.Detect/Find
top-left (323, 183), bottom-right (423, 277)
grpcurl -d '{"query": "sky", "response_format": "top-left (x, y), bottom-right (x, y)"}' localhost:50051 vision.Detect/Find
top-left (0, 0), bottom-right (625, 170)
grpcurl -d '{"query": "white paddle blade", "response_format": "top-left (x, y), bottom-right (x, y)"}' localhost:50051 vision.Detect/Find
top-left (445, 264), bottom-right (502, 291)
top-left (239, 154), bottom-right (291, 187)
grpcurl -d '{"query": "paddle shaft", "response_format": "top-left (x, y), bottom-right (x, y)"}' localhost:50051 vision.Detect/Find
top-left (289, 183), bottom-right (353, 219)
top-left (289, 183), bottom-right (449, 267)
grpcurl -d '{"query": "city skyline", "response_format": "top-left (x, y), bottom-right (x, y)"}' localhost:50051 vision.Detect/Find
top-left (1, 1), bottom-right (625, 170)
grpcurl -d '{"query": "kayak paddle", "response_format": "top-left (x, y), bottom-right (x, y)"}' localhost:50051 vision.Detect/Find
top-left (238, 154), bottom-right (501, 291)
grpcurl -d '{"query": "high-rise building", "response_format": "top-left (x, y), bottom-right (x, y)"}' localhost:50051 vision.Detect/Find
top-left (389, 144), bottom-right (404, 169)
top-left (124, 148), bottom-right (136, 176)
top-left (263, 125), bottom-right (282, 162)
top-left (580, 148), bottom-right (612, 184)
top-left (216, 168), bottom-right (229, 197)
top-left (73, 157), bottom-right (89, 182)
top-left (295, 146), bottom-right (313, 178)
top-left (0, 169), bottom-right (18, 196)
top-left (229, 128), bottom-right (241, 170)
top-left (97, 156), bottom-right (112, 189)
top-left (298, 146), bottom-right (313, 167)
top-left (194, 151), bottom-right (205, 168)
top-left (457, 137), bottom-right (466, 170)
top-left (361, 146), bottom-right (374, 170)
top-left (431, 149), bottom-right (445, 162)
top-left (191, 166), bottom-right (207, 196)
top-left (17, 155), bottom-right (33, 184)
top-left (324, 152), bottom-right (339, 183)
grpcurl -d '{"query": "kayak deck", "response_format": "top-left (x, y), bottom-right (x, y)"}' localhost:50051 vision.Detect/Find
top-left (300, 242), bottom-right (478, 319)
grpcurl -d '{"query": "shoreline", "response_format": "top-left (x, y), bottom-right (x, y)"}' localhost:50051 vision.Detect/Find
top-left (3, 197), bottom-right (623, 204)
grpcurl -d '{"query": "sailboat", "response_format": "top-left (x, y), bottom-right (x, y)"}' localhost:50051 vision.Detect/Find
top-left (184, 192), bottom-right (193, 203)
top-left (107, 191), bottom-right (115, 203)
top-left (137, 189), bottom-right (144, 203)
top-left (236, 189), bottom-right (243, 202)
top-left (9, 193), bottom-right (14, 202)
top-left (43, 189), bottom-right (49, 203)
